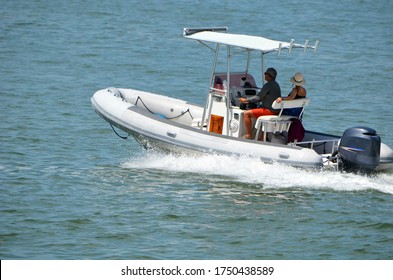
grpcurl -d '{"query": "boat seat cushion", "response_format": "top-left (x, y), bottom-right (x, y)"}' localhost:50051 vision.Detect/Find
top-left (254, 98), bottom-right (310, 140)
top-left (254, 115), bottom-right (293, 130)
top-left (255, 114), bottom-right (293, 123)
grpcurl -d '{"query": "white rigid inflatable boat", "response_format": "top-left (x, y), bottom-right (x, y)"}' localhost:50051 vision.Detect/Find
top-left (91, 27), bottom-right (393, 173)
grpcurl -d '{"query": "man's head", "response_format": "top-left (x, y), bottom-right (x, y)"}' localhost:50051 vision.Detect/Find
top-left (264, 67), bottom-right (277, 80)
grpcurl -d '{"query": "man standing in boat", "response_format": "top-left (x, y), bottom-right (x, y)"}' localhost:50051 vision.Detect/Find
top-left (239, 67), bottom-right (281, 139)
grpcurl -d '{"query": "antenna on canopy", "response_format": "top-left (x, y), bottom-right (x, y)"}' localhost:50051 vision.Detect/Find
top-left (183, 27), bottom-right (228, 36)
top-left (304, 40), bottom-right (309, 53)
top-left (277, 43), bottom-right (282, 56)
top-left (314, 40), bottom-right (319, 53)
top-left (288, 39), bottom-right (294, 53)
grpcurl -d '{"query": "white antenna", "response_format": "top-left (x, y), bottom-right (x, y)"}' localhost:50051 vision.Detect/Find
top-left (277, 43), bottom-right (282, 56)
top-left (304, 40), bottom-right (309, 53)
top-left (289, 39), bottom-right (294, 53)
top-left (314, 40), bottom-right (319, 53)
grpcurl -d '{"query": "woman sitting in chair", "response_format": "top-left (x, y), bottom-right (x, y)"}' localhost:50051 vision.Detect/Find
top-left (276, 72), bottom-right (306, 103)
top-left (276, 72), bottom-right (307, 118)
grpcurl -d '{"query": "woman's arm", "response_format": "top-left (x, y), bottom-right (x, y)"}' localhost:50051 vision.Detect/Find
top-left (276, 87), bottom-right (306, 103)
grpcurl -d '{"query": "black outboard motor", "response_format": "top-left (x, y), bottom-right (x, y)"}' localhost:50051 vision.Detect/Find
top-left (338, 127), bottom-right (381, 174)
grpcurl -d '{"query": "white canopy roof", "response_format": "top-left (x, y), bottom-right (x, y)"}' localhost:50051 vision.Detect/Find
top-left (183, 28), bottom-right (317, 54)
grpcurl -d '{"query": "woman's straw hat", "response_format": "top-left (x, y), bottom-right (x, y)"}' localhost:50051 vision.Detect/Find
top-left (290, 72), bottom-right (305, 86)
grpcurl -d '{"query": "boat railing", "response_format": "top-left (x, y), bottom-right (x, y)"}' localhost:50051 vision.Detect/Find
top-left (290, 138), bottom-right (340, 154)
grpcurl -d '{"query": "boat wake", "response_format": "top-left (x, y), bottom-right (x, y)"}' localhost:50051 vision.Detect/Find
top-left (121, 152), bottom-right (393, 195)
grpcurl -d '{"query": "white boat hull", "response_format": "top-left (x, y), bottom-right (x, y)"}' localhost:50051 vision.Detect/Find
top-left (91, 88), bottom-right (393, 172)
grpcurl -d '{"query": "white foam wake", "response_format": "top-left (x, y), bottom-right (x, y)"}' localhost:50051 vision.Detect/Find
top-left (121, 152), bottom-right (393, 194)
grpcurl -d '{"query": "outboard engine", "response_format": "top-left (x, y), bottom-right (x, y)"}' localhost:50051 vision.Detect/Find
top-left (338, 127), bottom-right (381, 174)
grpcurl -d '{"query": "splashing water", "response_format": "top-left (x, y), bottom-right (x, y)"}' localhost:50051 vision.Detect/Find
top-left (121, 152), bottom-right (393, 195)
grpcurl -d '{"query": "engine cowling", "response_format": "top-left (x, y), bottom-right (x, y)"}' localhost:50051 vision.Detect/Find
top-left (338, 127), bottom-right (381, 174)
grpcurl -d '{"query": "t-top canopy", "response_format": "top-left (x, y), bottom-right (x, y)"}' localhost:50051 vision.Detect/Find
top-left (183, 27), bottom-right (318, 54)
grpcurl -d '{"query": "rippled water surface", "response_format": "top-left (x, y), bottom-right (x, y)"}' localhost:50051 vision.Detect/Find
top-left (1, 0), bottom-right (393, 259)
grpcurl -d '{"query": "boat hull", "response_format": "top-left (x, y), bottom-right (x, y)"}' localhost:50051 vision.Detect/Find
top-left (91, 88), bottom-right (325, 169)
top-left (92, 88), bottom-right (393, 172)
